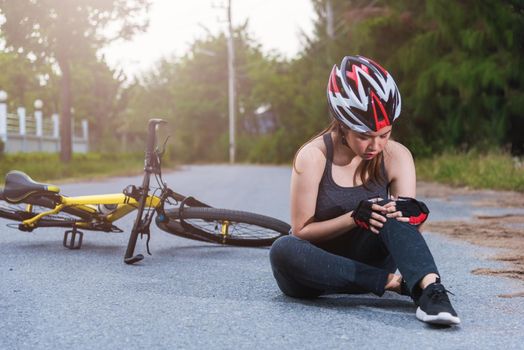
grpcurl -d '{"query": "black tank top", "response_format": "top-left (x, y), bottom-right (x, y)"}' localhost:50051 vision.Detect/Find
top-left (315, 133), bottom-right (389, 221)
top-left (313, 133), bottom-right (390, 262)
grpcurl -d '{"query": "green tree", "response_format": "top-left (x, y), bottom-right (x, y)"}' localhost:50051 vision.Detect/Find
top-left (0, 51), bottom-right (45, 107)
top-left (291, 0), bottom-right (524, 156)
top-left (0, 0), bottom-right (150, 161)
top-left (383, 0), bottom-right (524, 154)
top-left (69, 55), bottom-right (130, 151)
top-left (124, 26), bottom-right (288, 162)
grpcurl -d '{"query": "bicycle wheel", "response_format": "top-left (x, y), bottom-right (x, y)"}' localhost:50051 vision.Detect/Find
top-left (157, 207), bottom-right (290, 247)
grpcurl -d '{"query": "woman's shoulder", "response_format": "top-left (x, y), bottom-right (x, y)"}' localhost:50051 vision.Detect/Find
top-left (294, 135), bottom-right (328, 174)
top-left (384, 140), bottom-right (413, 160)
top-left (384, 140), bottom-right (415, 175)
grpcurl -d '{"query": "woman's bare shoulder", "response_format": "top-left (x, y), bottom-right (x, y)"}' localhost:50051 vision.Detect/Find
top-left (294, 135), bottom-right (327, 174)
top-left (384, 140), bottom-right (413, 161)
top-left (384, 140), bottom-right (415, 178)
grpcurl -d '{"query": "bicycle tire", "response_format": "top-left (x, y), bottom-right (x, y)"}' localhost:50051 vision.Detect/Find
top-left (157, 207), bottom-right (290, 247)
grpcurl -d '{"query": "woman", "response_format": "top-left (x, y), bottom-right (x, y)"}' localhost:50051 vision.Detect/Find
top-left (269, 55), bottom-right (460, 326)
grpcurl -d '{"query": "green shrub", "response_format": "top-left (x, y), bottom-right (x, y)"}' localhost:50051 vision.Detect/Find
top-left (0, 152), bottom-right (147, 182)
top-left (416, 150), bottom-right (524, 192)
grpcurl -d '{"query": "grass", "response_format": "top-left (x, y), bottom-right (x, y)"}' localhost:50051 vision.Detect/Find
top-left (1, 150), bottom-right (522, 193)
top-left (415, 151), bottom-right (524, 192)
top-left (0, 153), bottom-right (151, 183)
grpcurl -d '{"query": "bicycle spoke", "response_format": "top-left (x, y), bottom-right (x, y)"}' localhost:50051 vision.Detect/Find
top-left (159, 207), bottom-right (289, 247)
top-left (184, 218), bottom-right (282, 240)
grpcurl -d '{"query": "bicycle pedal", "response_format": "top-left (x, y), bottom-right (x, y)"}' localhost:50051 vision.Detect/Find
top-left (63, 229), bottom-right (84, 250)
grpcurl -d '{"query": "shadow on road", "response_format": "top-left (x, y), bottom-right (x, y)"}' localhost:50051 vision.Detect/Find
top-left (9, 241), bottom-right (123, 255)
top-left (274, 293), bottom-right (413, 312)
top-left (271, 293), bottom-right (462, 331)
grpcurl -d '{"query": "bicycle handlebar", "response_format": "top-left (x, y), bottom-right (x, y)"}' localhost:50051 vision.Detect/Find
top-left (145, 118), bottom-right (167, 170)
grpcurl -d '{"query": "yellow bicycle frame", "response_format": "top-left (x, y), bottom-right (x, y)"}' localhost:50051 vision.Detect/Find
top-left (21, 193), bottom-right (162, 229)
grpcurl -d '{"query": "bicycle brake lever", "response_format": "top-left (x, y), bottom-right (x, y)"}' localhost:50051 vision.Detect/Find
top-left (145, 232), bottom-right (152, 256)
top-left (155, 135), bottom-right (170, 158)
top-left (138, 224), bottom-right (152, 256)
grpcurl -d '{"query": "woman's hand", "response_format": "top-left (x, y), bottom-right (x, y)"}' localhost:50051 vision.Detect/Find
top-left (386, 196), bottom-right (430, 226)
top-left (351, 198), bottom-right (388, 234)
top-left (384, 199), bottom-right (409, 223)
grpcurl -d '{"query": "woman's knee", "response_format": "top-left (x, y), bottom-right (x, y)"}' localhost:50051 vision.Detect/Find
top-left (269, 234), bottom-right (302, 269)
top-left (269, 235), bottom-right (317, 298)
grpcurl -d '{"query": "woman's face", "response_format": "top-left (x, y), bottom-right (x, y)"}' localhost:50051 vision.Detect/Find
top-left (344, 126), bottom-right (392, 160)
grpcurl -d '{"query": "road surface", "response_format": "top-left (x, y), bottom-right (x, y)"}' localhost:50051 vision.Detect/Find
top-left (1, 165), bottom-right (523, 349)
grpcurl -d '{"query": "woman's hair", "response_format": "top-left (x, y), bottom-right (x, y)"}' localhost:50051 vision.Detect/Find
top-left (293, 120), bottom-right (387, 189)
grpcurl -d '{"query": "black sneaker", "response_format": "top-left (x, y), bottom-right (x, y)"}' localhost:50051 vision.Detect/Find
top-left (416, 279), bottom-right (460, 325)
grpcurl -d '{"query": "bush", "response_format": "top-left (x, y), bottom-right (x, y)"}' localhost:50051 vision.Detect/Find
top-left (416, 150), bottom-right (524, 192)
top-left (0, 152), bottom-right (147, 182)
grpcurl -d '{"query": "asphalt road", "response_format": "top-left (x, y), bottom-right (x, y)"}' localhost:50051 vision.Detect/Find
top-left (1, 165), bottom-right (523, 349)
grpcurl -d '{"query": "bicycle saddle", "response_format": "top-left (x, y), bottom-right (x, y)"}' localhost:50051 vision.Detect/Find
top-left (1, 170), bottom-right (60, 203)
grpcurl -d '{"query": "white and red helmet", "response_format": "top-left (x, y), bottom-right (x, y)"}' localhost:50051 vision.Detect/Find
top-left (327, 55), bottom-right (401, 133)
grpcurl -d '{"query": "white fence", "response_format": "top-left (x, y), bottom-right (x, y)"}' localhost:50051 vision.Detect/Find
top-left (0, 92), bottom-right (89, 153)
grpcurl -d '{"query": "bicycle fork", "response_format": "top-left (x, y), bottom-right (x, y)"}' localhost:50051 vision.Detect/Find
top-left (123, 173), bottom-right (151, 265)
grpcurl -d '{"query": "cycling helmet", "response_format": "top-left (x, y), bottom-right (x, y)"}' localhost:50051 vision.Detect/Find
top-left (327, 55), bottom-right (401, 133)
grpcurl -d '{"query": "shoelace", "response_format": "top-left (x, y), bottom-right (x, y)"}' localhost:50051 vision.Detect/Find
top-left (429, 285), bottom-right (455, 302)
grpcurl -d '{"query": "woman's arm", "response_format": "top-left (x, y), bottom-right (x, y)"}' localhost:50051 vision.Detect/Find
top-left (384, 141), bottom-right (427, 230)
top-left (385, 141), bottom-right (417, 198)
top-left (290, 144), bottom-right (358, 242)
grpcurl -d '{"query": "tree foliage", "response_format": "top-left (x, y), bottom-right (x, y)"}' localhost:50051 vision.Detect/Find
top-left (301, 0), bottom-right (524, 157)
top-left (0, 51), bottom-right (49, 108)
top-left (0, 0), bottom-right (150, 161)
top-left (124, 26), bottom-right (294, 162)
top-left (1, 1), bottom-right (522, 162)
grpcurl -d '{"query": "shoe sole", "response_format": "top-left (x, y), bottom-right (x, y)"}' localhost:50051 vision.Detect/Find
top-left (416, 307), bottom-right (461, 325)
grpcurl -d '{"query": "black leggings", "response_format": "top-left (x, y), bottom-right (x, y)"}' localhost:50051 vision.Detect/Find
top-left (269, 218), bottom-right (439, 298)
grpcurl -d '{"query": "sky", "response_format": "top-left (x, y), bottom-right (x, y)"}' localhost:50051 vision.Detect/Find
top-left (102, 0), bottom-right (316, 77)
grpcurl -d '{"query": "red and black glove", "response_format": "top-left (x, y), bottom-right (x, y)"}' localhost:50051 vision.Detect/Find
top-left (395, 197), bottom-right (430, 225)
top-left (351, 198), bottom-right (384, 230)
